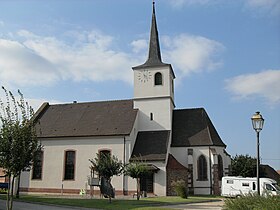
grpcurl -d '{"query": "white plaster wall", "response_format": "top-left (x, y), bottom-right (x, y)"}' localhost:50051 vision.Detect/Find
top-left (126, 161), bottom-right (167, 196)
top-left (21, 136), bottom-right (128, 192)
top-left (170, 147), bottom-right (188, 167)
top-left (134, 99), bottom-right (173, 130)
top-left (153, 161), bottom-right (166, 196)
top-left (134, 66), bottom-right (174, 101)
top-left (171, 146), bottom-right (231, 195)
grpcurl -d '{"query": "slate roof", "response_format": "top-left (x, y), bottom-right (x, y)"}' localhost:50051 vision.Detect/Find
top-left (171, 108), bottom-right (226, 147)
top-left (132, 2), bottom-right (170, 70)
top-left (131, 130), bottom-right (170, 161)
top-left (34, 100), bottom-right (138, 138)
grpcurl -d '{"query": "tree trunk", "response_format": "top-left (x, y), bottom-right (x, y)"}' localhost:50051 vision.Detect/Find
top-left (6, 175), bottom-right (11, 210)
top-left (9, 176), bottom-right (15, 210)
top-left (137, 178), bottom-right (140, 200)
top-left (16, 173), bottom-right (21, 198)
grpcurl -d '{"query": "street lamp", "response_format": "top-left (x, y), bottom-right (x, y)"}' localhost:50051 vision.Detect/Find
top-left (251, 111), bottom-right (264, 195)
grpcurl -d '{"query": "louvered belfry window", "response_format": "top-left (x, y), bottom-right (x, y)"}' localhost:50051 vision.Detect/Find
top-left (154, 72), bottom-right (162, 85)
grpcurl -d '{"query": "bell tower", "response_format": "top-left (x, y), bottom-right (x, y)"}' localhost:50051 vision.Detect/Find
top-left (133, 2), bottom-right (175, 131)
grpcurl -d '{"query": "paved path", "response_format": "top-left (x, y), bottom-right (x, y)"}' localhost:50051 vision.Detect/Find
top-left (160, 200), bottom-right (224, 210)
top-left (0, 199), bottom-right (99, 210)
top-left (0, 199), bottom-right (224, 210)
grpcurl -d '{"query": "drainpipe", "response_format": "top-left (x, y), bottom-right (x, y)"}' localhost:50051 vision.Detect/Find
top-left (123, 136), bottom-right (126, 195)
top-left (208, 147), bottom-right (212, 195)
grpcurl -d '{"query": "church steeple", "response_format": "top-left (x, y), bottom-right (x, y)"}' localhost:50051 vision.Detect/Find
top-left (146, 1), bottom-right (163, 65)
top-left (133, 1), bottom-right (168, 69)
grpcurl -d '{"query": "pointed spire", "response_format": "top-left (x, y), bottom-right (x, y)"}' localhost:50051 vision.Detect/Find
top-left (133, 1), bottom-right (167, 69)
top-left (147, 1), bottom-right (162, 64)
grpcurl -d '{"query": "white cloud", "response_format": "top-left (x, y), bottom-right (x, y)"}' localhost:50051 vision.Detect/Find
top-left (0, 39), bottom-right (58, 86)
top-left (244, 0), bottom-right (280, 16)
top-left (225, 70), bottom-right (280, 105)
top-left (131, 39), bottom-right (148, 53)
top-left (168, 0), bottom-right (215, 8)
top-left (167, 0), bottom-right (280, 16)
top-left (162, 34), bottom-right (224, 76)
top-left (0, 30), bottom-right (139, 87)
top-left (1, 30), bottom-right (224, 88)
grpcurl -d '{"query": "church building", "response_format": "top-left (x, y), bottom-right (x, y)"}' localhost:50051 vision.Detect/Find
top-left (20, 2), bottom-right (231, 196)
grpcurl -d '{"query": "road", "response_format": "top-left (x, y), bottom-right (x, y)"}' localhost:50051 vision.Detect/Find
top-left (0, 199), bottom-right (224, 210)
top-left (0, 199), bottom-right (99, 210)
top-left (160, 200), bottom-right (224, 210)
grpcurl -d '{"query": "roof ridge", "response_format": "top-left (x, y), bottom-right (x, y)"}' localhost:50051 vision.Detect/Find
top-left (48, 99), bottom-right (133, 106)
top-left (174, 107), bottom-right (205, 111)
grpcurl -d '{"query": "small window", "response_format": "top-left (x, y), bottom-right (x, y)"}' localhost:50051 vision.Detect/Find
top-left (64, 150), bottom-right (76, 180)
top-left (266, 184), bottom-right (275, 191)
top-left (227, 180), bottom-right (234, 184)
top-left (154, 72), bottom-right (162, 85)
top-left (253, 182), bottom-right (256, 190)
top-left (242, 183), bottom-right (249, 187)
top-left (32, 151), bottom-right (43, 180)
top-left (150, 113), bottom-right (153, 121)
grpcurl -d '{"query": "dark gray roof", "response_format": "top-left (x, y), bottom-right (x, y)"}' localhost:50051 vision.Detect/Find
top-left (171, 108), bottom-right (226, 147)
top-left (34, 100), bottom-right (138, 138)
top-left (131, 130), bottom-right (170, 161)
top-left (133, 2), bottom-right (169, 69)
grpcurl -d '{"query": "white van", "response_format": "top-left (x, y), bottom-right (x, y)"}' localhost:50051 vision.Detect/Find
top-left (221, 176), bottom-right (280, 197)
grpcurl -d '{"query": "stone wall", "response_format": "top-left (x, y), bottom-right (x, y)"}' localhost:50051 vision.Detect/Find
top-left (166, 154), bottom-right (188, 196)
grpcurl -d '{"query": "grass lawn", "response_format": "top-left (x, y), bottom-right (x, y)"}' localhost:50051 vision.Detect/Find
top-left (0, 194), bottom-right (221, 210)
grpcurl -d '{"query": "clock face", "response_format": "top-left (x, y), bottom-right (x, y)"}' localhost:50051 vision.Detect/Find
top-left (137, 70), bottom-right (152, 83)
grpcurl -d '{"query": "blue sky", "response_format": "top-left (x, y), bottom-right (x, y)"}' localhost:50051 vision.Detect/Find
top-left (0, 0), bottom-right (279, 170)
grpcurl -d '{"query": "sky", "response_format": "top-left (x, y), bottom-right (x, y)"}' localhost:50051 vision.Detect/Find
top-left (0, 0), bottom-right (279, 170)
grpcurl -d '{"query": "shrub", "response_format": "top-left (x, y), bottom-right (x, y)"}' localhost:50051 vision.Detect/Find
top-left (171, 180), bottom-right (188, 199)
top-left (0, 188), bottom-right (8, 194)
top-left (224, 193), bottom-right (280, 210)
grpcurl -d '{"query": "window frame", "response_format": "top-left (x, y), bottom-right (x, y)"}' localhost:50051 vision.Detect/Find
top-left (154, 72), bottom-right (163, 86)
top-left (63, 150), bottom-right (76, 181)
top-left (197, 155), bottom-right (208, 181)
top-left (98, 149), bottom-right (111, 159)
top-left (32, 150), bottom-right (44, 180)
top-left (218, 155), bottom-right (223, 180)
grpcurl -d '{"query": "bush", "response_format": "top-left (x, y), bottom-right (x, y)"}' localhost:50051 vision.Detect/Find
top-left (171, 180), bottom-right (188, 199)
top-left (224, 193), bottom-right (280, 210)
top-left (0, 188), bottom-right (7, 194)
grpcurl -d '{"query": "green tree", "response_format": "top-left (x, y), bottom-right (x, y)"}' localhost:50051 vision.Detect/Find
top-left (231, 154), bottom-right (266, 177)
top-left (89, 153), bottom-right (123, 202)
top-left (0, 87), bottom-right (41, 210)
top-left (125, 159), bottom-right (150, 200)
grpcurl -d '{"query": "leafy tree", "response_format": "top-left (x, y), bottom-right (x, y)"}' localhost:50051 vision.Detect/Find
top-left (125, 159), bottom-right (150, 200)
top-left (89, 153), bottom-right (123, 202)
top-left (0, 87), bottom-right (41, 210)
top-left (231, 154), bottom-right (266, 177)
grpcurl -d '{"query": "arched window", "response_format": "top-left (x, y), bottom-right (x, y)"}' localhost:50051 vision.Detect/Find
top-left (197, 155), bottom-right (207, 181)
top-left (218, 155), bottom-right (223, 180)
top-left (99, 149), bottom-right (111, 159)
top-left (154, 72), bottom-right (162, 85)
top-left (64, 150), bottom-right (76, 180)
top-left (32, 150), bottom-right (44, 180)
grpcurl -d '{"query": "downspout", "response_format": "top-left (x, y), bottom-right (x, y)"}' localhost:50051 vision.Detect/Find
top-left (123, 136), bottom-right (126, 195)
top-left (208, 146), bottom-right (212, 195)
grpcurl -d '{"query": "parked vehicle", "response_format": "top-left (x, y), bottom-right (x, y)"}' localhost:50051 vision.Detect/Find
top-left (221, 176), bottom-right (280, 197)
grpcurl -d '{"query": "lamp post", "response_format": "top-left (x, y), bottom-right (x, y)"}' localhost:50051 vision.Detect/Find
top-left (251, 111), bottom-right (264, 196)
